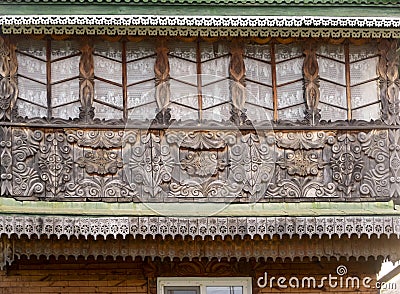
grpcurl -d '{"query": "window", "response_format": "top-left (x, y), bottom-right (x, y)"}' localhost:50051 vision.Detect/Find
top-left (158, 278), bottom-right (252, 294)
top-left (9, 36), bottom-right (386, 125)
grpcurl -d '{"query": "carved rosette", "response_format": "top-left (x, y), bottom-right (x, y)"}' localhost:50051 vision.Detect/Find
top-left (154, 40), bottom-right (171, 125)
top-left (79, 42), bottom-right (95, 122)
top-left (303, 41), bottom-right (320, 126)
top-left (380, 39), bottom-right (400, 125)
top-left (77, 149), bottom-right (123, 175)
top-left (0, 36), bottom-right (18, 121)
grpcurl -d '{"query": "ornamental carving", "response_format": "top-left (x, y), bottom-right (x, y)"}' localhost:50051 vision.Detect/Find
top-left (79, 42), bottom-right (95, 122)
top-left (66, 129), bottom-right (137, 148)
top-left (127, 132), bottom-right (174, 198)
top-left (0, 127), bottom-right (399, 201)
top-left (12, 128), bottom-right (44, 197)
top-left (379, 39), bottom-right (400, 125)
top-left (0, 127), bottom-right (12, 196)
top-left (38, 132), bottom-right (73, 196)
top-left (9, 230), bottom-right (400, 263)
top-left (77, 149), bottom-right (122, 175)
top-left (181, 151), bottom-right (226, 177)
top-left (0, 36), bottom-right (18, 121)
top-left (331, 133), bottom-right (363, 196)
top-left (389, 129), bottom-right (400, 197)
top-left (1, 215), bottom-right (398, 240)
top-left (303, 41), bottom-right (320, 126)
top-left (154, 40), bottom-right (171, 125)
top-left (277, 149), bottom-right (324, 177)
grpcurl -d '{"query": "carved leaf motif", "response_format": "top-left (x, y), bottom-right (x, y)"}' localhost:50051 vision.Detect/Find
top-left (128, 132), bottom-right (174, 198)
top-left (77, 149), bottom-right (123, 175)
top-left (267, 178), bottom-right (336, 198)
top-left (303, 41), bottom-right (320, 126)
top-left (66, 177), bottom-right (136, 199)
top-left (66, 129), bottom-right (135, 148)
top-left (181, 151), bottom-right (226, 177)
top-left (11, 129), bottom-right (44, 197)
top-left (0, 36), bottom-right (18, 121)
top-left (166, 131), bottom-right (237, 150)
top-left (38, 132), bottom-right (73, 195)
top-left (79, 43), bottom-right (95, 121)
top-left (0, 127), bottom-right (12, 196)
top-left (229, 133), bottom-right (275, 197)
top-left (275, 131), bottom-right (336, 150)
top-left (389, 129), bottom-right (400, 197)
top-left (278, 149), bottom-right (324, 177)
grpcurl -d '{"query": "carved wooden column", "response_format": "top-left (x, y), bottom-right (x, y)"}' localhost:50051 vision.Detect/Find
top-left (0, 236), bottom-right (13, 270)
top-left (154, 39), bottom-right (171, 125)
top-left (229, 40), bottom-right (250, 125)
top-left (79, 40), bottom-right (95, 123)
top-left (0, 36), bottom-right (18, 121)
top-left (303, 41), bottom-right (320, 126)
top-left (0, 127), bottom-right (12, 196)
top-left (380, 39), bottom-right (400, 125)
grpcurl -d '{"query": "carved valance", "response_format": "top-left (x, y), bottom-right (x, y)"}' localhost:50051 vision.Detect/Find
top-left (0, 215), bottom-right (398, 240)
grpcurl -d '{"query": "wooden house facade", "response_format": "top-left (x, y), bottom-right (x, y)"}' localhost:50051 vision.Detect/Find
top-left (0, 0), bottom-right (400, 292)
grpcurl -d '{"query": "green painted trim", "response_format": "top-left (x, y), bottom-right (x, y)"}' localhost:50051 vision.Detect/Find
top-left (1, 5), bottom-right (400, 17)
top-left (0, 198), bottom-right (398, 217)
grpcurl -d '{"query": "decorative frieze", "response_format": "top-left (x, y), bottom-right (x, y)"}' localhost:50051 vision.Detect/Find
top-left (0, 215), bottom-right (398, 240)
top-left (0, 128), bottom-right (398, 201)
top-left (10, 234), bottom-right (400, 264)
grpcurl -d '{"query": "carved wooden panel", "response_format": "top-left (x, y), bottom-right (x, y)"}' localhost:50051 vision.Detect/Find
top-left (0, 127), bottom-right (398, 201)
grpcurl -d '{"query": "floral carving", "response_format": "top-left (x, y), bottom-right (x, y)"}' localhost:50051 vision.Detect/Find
top-left (77, 149), bottom-right (122, 175)
top-left (229, 133), bottom-right (275, 197)
top-left (127, 132), bottom-right (174, 198)
top-left (12, 129), bottom-right (44, 197)
top-left (275, 131), bottom-right (335, 150)
top-left (181, 151), bottom-right (226, 177)
top-left (0, 36), bottom-right (18, 121)
top-left (66, 129), bottom-right (137, 148)
top-left (278, 149), bottom-right (324, 177)
top-left (267, 178), bottom-right (336, 198)
top-left (331, 133), bottom-right (363, 196)
top-left (38, 132), bottom-right (73, 195)
top-left (166, 131), bottom-right (236, 150)
top-left (66, 177), bottom-right (136, 199)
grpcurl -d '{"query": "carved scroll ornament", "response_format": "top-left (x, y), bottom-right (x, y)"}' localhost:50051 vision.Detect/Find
top-left (0, 36), bottom-right (18, 121)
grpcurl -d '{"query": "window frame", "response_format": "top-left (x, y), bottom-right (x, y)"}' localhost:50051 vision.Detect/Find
top-left (157, 277), bottom-right (252, 294)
